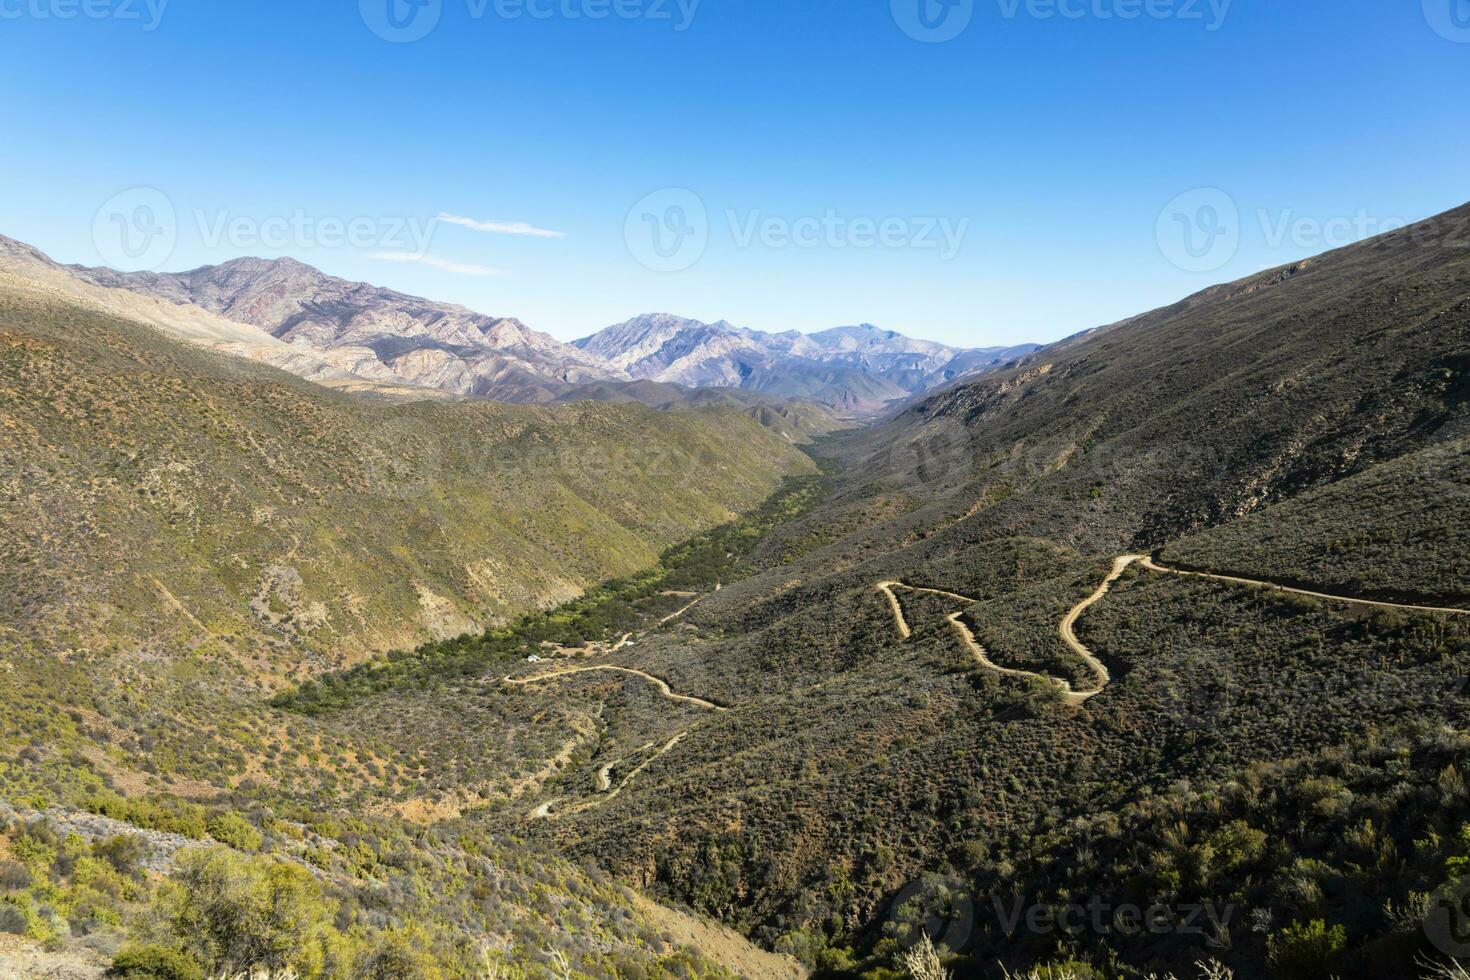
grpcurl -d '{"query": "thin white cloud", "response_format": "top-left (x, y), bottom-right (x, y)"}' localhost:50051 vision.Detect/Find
top-left (437, 212), bottom-right (567, 239)
top-left (368, 252), bottom-right (505, 277)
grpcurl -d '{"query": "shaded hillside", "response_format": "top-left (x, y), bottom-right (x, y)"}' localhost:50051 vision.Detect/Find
top-left (546, 378), bottom-right (849, 444)
top-left (1163, 437), bottom-right (1470, 605)
top-left (800, 202), bottom-right (1470, 565)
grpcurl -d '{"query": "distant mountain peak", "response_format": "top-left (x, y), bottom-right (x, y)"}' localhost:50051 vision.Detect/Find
top-left (576, 313), bottom-right (1037, 416)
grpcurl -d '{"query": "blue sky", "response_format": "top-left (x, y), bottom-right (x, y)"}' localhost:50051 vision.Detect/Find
top-left (1, 0), bottom-right (1467, 348)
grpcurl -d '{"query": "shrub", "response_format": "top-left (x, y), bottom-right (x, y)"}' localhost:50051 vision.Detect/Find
top-left (94, 835), bottom-right (148, 877)
top-left (164, 848), bottom-right (331, 977)
top-left (1267, 919), bottom-right (1347, 980)
top-left (0, 858), bottom-right (31, 891)
top-left (107, 944), bottom-right (205, 980)
top-left (206, 813), bottom-right (263, 853)
top-left (353, 927), bottom-right (443, 980)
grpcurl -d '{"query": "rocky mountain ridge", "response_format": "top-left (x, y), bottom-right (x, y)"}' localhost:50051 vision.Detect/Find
top-left (576, 312), bottom-right (1037, 415)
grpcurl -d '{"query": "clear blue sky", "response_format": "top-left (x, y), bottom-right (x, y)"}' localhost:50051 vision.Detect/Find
top-left (2, 0), bottom-right (1467, 348)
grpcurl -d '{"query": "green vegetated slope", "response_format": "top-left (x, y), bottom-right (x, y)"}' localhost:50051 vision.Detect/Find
top-left (0, 796), bottom-right (753, 979)
top-left (0, 272), bottom-right (819, 977)
top-left (0, 270), bottom-right (814, 672)
top-left (292, 204), bottom-right (1470, 979)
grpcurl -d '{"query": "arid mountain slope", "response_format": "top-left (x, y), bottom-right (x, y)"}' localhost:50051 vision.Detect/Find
top-left (0, 236), bottom-right (440, 400)
top-left (68, 254), bottom-right (623, 400)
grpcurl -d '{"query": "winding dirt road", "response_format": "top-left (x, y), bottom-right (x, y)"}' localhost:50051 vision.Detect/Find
top-left (658, 595), bottom-right (705, 626)
top-left (523, 553), bottom-right (1468, 818)
top-left (505, 665), bottom-right (727, 712)
top-left (877, 577), bottom-right (1116, 706)
top-left (505, 594), bottom-right (726, 820)
top-left (532, 732), bottom-right (697, 820)
top-left (878, 552), bottom-right (1468, 705)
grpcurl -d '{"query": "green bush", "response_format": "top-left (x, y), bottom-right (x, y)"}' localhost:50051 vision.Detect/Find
top-left (106, 944), bottom-right (204, 980)
top-left (353, 927), bottom-right (443, 980)
top-left (1267, 919), bottom-right (1347, 980)
top-left (164, 848), bottom-right (331, 977)
top-left (206, 812), bottom-right (263, 852)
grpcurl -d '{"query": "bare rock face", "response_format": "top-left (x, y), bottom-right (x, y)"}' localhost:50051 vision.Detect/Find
top-left (68, 256), bottom-right (626, 399)
top-left (576, 313), bottom-right (1039, 416)
top-left (0, 236), bottom-right (439, 398)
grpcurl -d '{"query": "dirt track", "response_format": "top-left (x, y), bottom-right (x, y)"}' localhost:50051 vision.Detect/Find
top-left (505, 592), bottom-right (726, 819)
top-left (505, 665), bottom-right (726, 712)
top-left (1141, 556), bottom-right (1470, 616)
top-left (877, 577), bottom-right (1116, 706)
top-left (879, 551), bottom-right (1468, 705)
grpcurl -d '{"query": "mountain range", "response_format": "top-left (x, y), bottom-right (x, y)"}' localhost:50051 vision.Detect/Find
top-left (576, 313), bottom-right (1037, 415)
top-left (3, 238), bottom-right (1028, 416)
top-left (66, 254), bottom-right (623, 398)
